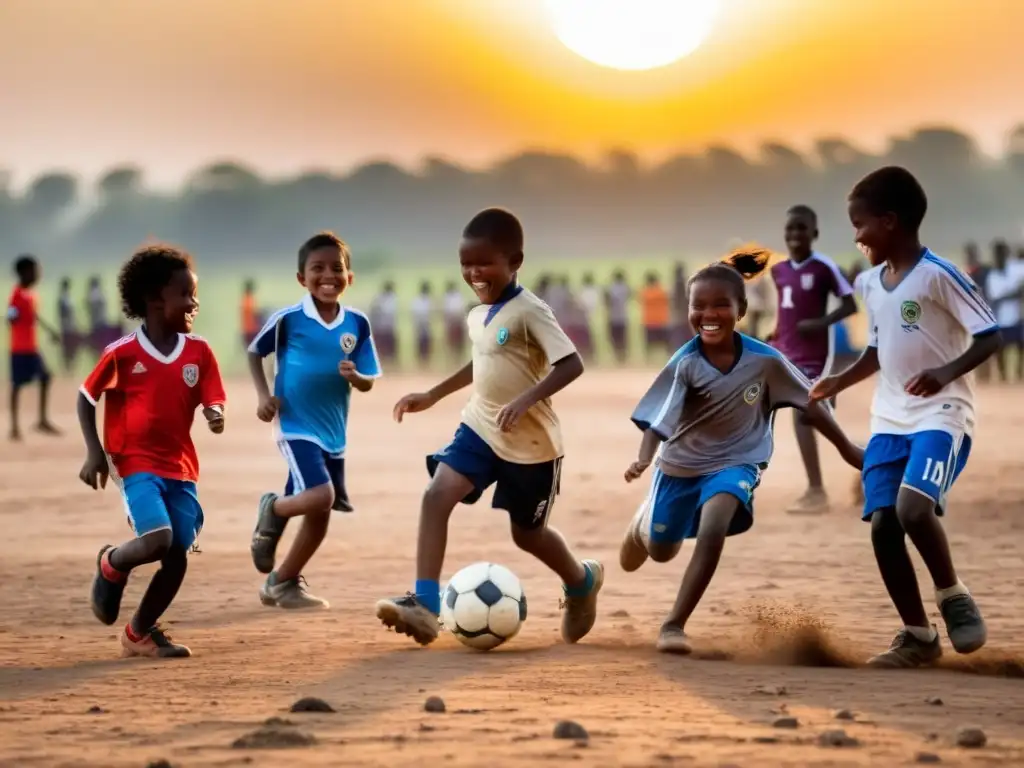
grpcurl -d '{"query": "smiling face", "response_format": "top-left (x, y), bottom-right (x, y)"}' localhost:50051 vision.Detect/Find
top-left (458, 237), bottom-right (522, 304)
top-left (848, 197), bottom-right (895, 266)
top-left (688, 277), bottom-right (742, 347)
top-left (159, 268), bottom-right (199, 334)
top-left (299, 246), bottom-right (350, 305)
top-left (784, 210), bottom-right (817, 260)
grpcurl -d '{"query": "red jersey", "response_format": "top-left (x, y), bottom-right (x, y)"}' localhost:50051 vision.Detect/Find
top-left (7, 286), bottom-right (38, 354)
top-left (80, 331), bottom-right (226, 483)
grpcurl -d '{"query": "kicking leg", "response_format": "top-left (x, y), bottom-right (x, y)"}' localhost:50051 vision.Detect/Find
top-left (258, 484), bottom-right (333, 609)
top-left (9, 384), bottom-right (21, 441)
top-left (121, 544), bottom-right (191, 658)
top-left (92, 528), bottom-right (174, 626)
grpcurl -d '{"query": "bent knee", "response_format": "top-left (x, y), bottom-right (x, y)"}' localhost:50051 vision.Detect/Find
top-left (300, 484), bottom-right (335, 515)
top-left (510, 522), bottom-right (543, 551)
top-left (141, 527), bottom-right (174, 559)
top-left (648, 541), bottom-right (682, 563)
top-left (895, 492), bottom-right (937, 529)
top-left (162, 543), bottom-right (189, 571)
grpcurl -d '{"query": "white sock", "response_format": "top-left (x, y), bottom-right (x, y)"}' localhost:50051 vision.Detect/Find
top-left (935, 580), bottom-right (969, 606)
top-left (906, 625), bottom-right (938, 643)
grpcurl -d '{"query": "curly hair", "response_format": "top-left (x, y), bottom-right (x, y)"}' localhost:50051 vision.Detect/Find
top-left (117, 244), bottom-right (194, 320)
top-left (298, 231), bottom-right (351, 272)
top-left (688, 244), bottom-right (773, 308)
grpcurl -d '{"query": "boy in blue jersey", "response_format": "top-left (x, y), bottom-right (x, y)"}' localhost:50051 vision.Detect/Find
top-left (812, 167), bottom-right (1001, 668)
top-left (247, 232), bottom-right (381, 609)
top-left (621, 248), bottom-right (864, 653)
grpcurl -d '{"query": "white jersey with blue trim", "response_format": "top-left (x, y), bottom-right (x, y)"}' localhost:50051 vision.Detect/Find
top-left (248, 294), bottom-right (381, 455)
top-left (856, 249), bottom-right (998, 437)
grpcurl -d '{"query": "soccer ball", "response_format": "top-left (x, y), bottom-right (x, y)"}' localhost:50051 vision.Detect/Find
top-left (440, 562), bottom-right (527, 651)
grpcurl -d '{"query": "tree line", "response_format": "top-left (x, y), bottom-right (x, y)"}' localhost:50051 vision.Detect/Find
top-left (4, 124), bottom-right (1024, 268)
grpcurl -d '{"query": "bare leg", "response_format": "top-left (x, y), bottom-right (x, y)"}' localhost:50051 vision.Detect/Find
top-left (870, 506), bottom-right (930, 628)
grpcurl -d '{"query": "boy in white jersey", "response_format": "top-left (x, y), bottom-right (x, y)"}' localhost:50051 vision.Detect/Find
top-left (812, 167), bottom-right (1001, 668)
top-left (375, 208), bottom-right (603, 646)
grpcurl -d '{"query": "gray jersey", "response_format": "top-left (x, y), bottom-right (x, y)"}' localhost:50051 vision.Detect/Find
top-left (631, 334), bottom-right (812, 477)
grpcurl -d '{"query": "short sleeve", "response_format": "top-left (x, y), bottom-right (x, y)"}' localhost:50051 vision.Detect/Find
top-left (825, 260), bottom-right (854, 298)
top-left (765, 353), bottom-right (812, 411)
top-left (80, 348), bottom-right (119, 405)
top-left (932, 266), bottom-right (998, 336)
top-left (7, 289), bottom-right (24, 321)
top-left (352, 315), bottom-right (382, 378)
top-left (248, 311), bottom-right (283, 358)
top-left (199, 343), bottom-right (227, 408)
top-left (630, 349), bottom-right (689, 440)
top-left (524, 301), bottom-right (577, 365)
top-left (855, 273), bottom-right (879, 348)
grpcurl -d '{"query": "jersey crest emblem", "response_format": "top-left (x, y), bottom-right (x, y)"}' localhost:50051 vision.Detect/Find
top-left (340, 332), bottom-right (357, 354)
top-left (496, 327), bottom-right (509, 346)
top-left (800, 273), bottom-right (815, 290)
top-left (900, 300), bottom-right (922, 325)
top-left (742, 382), bottom-right (762, 405)
top-left (182, 363), bottom-right (199, 388)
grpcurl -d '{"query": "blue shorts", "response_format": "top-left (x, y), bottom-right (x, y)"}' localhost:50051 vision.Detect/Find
top-left (428, 423), bottom-right (561, 531)
top-left (120, 473), bottom-right (204, 551)
top-left (278, 439), bottom-right (348, 504)
top-left (639, 465), bottom-right (760, 544)
top-left (861, 430), bottom-right (972, 520)
top-left (10, 352), bottom-right (50, 387)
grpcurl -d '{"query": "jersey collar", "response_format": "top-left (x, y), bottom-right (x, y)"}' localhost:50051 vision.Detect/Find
top-left (136, 327), bottom-right (186, 364)
top-left (302, 294), bottom-right (346, 330)
top-left (483, 281), bottom-right (524, 327)
top-left (694, 332), bottom-right (745, 375)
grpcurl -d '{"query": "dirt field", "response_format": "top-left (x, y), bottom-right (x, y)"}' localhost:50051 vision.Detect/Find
top-left (2, 373), bottom-right (1023, 768)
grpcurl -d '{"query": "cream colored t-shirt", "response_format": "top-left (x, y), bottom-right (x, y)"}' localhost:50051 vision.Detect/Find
top-left (462, 288), bottom-right (577, 464)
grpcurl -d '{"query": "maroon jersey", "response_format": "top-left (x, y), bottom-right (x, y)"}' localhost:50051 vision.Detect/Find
top-left (770, 252), bottom-right (853, 378)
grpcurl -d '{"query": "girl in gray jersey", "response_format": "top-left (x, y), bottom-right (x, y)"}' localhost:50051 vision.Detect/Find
top-left (620, 248), bottom-right (864, 654)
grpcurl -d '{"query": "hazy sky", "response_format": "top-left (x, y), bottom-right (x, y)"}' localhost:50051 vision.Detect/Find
top-left (3, 0), bottom-right (1023, 188)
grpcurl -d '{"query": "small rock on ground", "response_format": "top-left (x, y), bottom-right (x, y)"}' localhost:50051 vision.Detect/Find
top-left (925, 696), bottom-right (944, 706)
top-left (833, 708), bottom-right (855, 721)
top-left (954, 727), bottom-right (986, 748)
top-left (772, 716), bottom-right (799, 729)
top-left (146, 761), bottom-right (174, 768)
top-left (818, 729), bottom-right (860, 748)
top-left (424, 696), bottom-right (446, 713)
top-left (915, 752), bottom-right (942, 764)
top-left (553, 720), bottom-right (589, 740)
top-left (232, 725), bottom-right (317, 749)
top-left (289, 697), bottom-right (334, 713)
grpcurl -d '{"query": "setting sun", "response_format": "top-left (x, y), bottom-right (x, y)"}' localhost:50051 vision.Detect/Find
top-left (543, 0), bottom-right (720, 71)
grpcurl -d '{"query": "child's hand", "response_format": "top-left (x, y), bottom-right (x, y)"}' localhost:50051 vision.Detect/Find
top-left (79, 449), bottom-right (109, 489)
top-left (204, 407), bottom-right (225, 434)
top-left (809, 375), bottom-right (841, 402)
top-left (393, 392), bottom-right (436, 423)
top-left (904, 368), bottom-right (951, 397)
top-left (256, 395), bottom-right (280, 423)
top-left (624, 460), bottom-right (650, 482)
top-left (497, 395), bottom-right (532, 432)
top-left (339, 360), bottom-right (360, 382)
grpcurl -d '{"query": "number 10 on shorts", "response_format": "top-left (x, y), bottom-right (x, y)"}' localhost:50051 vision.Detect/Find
top-left (921, 457), bottom-right (946, 486)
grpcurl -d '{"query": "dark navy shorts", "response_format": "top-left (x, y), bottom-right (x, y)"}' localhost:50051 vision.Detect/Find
top-left (277, 439), bottom-right (349, 505)
top-left (428, 423), bottom-right (561, 530)
top-left (10, 352), bottom-right (50, 387)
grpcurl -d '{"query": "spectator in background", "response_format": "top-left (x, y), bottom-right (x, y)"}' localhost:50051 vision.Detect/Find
top-left (57, 276), bottom-right (78, 373)
top-left (963, 243), bottom-right (992, 383)
top-left (669, 262), bottom-right (692, 347)
top-left (558, 276), bottom-right (591, 359)
top-left (534, 273), bottom-right (552, 305)
top-left (985, 239), bottom-right (1024, 382)
top-left (241, 278), bottom-right (262, 349)
top-left (745, 270), bottom-right (771, 339)
top-left (605, 269), bottom-right (631, 362)
top-left (442, 280), bottom-right (467, 360)
top-left (411, 281), bottom-right (434, 367)
top-left (578, 273), bottom-right (601, 361)
top-left (545, 274), bottom-right (570, 323)
top-left (370, 281), bottom-right (399, 366)
top-left (639, 271), bottom-right (671, 361)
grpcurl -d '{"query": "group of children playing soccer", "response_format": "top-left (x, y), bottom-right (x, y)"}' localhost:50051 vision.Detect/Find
top-left (62, 165), bottom-right (994, 668)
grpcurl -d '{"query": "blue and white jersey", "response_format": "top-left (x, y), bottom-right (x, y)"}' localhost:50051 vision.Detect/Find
top-left (856, 249), bottom-right (998, 438)
top-left (249, 294), bottom-right (381, 455)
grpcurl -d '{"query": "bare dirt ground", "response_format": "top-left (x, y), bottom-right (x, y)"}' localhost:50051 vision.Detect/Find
top-left (2, 373), bottom-right (1023, 768)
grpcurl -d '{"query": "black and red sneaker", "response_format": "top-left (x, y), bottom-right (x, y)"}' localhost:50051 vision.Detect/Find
top-left (90, 545), bottom-right (127, 626)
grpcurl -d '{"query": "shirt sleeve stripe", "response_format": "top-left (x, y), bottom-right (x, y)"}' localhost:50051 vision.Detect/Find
top-left (247, 306), bottom-right (296, 354)
top-left (924, 255), bottom-right (997, 324)
top-left (815, 253), bottom-right (854, 297)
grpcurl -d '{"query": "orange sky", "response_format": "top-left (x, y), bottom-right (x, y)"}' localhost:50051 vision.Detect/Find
top-left (2, 0), bottom-right (1022, 188)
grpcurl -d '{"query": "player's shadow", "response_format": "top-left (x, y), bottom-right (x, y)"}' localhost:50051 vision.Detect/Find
top-left (0, 659), bottom-right (127, 701)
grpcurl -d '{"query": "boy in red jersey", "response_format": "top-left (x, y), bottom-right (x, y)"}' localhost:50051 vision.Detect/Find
top-left (79, 245), bottom-right (226, 658)
top-left (7, 255), bottom-right (61, 440)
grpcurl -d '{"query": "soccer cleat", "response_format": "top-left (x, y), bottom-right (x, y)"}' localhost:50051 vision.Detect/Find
top-left (259, 575), bottom-right (330, 609)
top-left (250, 493), bottom-right (287, 574)
top-left (940, 593), bottom-right (987, 654)
top-left (619, 508), bottom-right (649, 572)
top-left (866, 628), bottom-right (942, 669)
top-left (375, 593), bottom-right (440, 646)
top-left (119, 624), bottom-right (191, 658)
top-left (332, 497), bottom-right (355, 513)
top-left (786, 488), bottom-right (830, 516)
top-left (656, 625), bottom-right (693, 655)
top-left (560, 559), bottom-right (604, 644)
top-left (90, 545), bottom-right (127, 626)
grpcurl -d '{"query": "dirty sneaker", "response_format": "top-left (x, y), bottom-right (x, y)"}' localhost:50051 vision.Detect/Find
top-left (250, 493), bottom-right (287, 574)
top-left (866, 628), bottom-right (942, 669)
top-left (656, 624), bottom-right (693, 655)
top-left (940, 593), bottom-right (987, 654)
top-left (120, 624), bottom-right (191, 658)
top-left (90, 545), bottom-right (127, 626)
top-left (560, 559), bottom-right (604, 644)
top-left (375, 593), bottom-right (440, 646)
top-left (619, 508), bottom-right (649, 573)
top-left (259, 574), bottom-right (329, 609)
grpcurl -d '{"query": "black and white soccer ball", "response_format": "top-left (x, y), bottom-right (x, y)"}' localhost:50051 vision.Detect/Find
top-left (440, 562), bottom-right (527, 651)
